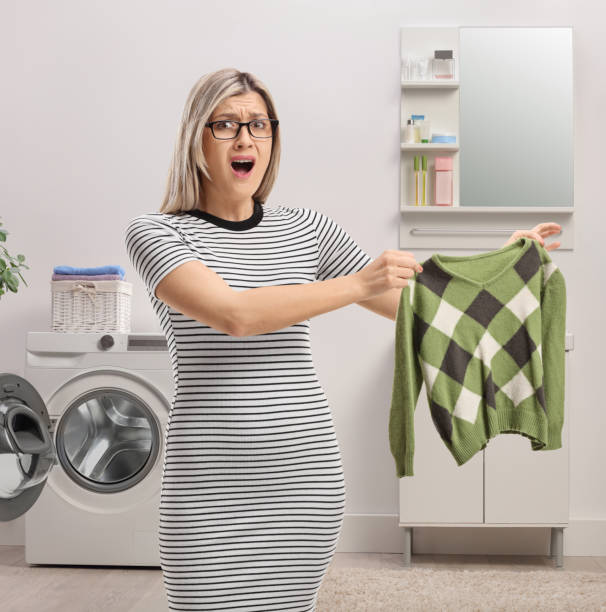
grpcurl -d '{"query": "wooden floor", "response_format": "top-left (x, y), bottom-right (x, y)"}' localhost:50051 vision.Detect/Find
top-left (0, 546), bottom-right (604, 612)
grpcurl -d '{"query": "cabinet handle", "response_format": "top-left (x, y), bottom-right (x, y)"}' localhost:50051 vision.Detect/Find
top-left (410, 228), bottom-right (520, 235)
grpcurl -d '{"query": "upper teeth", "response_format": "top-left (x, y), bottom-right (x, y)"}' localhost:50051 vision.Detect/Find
top-left (233, 159), bottom-right (252, 164)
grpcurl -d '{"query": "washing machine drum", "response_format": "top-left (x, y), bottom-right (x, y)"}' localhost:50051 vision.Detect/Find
top-left (0, 373), bottom-right (58, 521)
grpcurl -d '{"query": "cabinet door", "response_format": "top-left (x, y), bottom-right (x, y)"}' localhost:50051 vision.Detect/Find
top-left (484, 339), bottom-right (572, 524)
top-left (399, 392), bottom-right (483, 524)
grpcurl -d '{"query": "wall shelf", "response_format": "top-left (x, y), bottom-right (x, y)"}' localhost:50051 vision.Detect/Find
top-left (401, 205), bottom-right (575, 214)
top-left (401, 143), bottom-right (459, 151)
top-left (402, 80), bottom-right (459, 89)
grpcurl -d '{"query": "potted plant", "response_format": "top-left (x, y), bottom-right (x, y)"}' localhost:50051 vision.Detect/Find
top-left (0, 217), bottom-right (29, 299)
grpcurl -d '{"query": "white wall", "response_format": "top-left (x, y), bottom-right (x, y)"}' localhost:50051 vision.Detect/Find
top-left (2, 0), bottom-right (604, 554)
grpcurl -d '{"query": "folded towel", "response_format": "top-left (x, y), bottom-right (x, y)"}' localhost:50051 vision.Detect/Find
top-left (53, 265), bottom-right (125, 278)
top-left (52, 274), bottom-right (124, 281)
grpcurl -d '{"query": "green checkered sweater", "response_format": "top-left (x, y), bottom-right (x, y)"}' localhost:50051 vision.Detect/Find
top-left (389, 237), bottom-right (566, 477)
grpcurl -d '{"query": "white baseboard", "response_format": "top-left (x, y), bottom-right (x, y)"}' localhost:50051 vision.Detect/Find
top-left (1, 514), bottom-right (605, 556)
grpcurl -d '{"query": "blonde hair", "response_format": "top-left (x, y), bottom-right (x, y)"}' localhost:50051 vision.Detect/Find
top-left (159, 68), bottom-right (281, 214)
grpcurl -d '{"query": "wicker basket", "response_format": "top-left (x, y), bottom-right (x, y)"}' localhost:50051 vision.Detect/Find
top-left (51, 279), bottom-right (132, 333)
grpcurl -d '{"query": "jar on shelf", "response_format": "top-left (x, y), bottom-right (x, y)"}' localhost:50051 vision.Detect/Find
top-left (433, 50), bottom-right (455, 79)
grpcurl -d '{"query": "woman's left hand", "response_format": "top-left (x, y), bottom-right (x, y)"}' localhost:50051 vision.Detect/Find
top-left (503, 222), bottom-right (562, 251)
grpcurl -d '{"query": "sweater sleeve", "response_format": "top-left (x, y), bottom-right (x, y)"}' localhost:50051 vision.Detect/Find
top-left (124, 214), bottom-right (199, 300)
top-left (389, 283), bottom-right (424, 477)
top-left (313, 210), bottom-right (373, 280)
top-left (533, 266), bottom-right (567, 451)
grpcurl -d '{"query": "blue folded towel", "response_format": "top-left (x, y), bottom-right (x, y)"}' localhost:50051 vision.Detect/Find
top-left (53, 265), bottom-right (125, 278)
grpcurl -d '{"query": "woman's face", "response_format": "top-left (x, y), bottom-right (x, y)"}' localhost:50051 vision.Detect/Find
top-left (201, 91), bottom-right (273, 202)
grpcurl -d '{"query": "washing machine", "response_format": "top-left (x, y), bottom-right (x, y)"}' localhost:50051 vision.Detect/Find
top-left (0, 331), bottom-right (173, 566)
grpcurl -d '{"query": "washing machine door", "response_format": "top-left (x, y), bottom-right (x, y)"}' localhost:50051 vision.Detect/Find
top-left (0, 373), bottom-right (58, 521)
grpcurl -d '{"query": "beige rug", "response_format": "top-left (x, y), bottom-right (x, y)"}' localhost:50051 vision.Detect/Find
top-left (316, 566), bottom-right (606, 611)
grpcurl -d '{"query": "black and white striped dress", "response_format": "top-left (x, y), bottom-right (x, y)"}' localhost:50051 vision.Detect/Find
top-left (124, 200), bottom-right (372, 611)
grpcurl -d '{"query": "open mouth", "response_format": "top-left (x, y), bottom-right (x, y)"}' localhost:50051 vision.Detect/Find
top-left (230, 160), bottom-right (255, 177)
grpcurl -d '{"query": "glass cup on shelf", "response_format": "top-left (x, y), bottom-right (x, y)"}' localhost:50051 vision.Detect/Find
top-left (416, 57), bottom-right (431, 81)
top-left (419, 119), bottom-right (431, 143)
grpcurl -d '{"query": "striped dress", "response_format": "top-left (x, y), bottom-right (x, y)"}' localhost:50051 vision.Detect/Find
top-left (124, 200), bottom-right (372, 611)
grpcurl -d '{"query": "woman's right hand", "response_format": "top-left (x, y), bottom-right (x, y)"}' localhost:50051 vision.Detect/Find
top-left (355, 250), bottom-right (423, 300)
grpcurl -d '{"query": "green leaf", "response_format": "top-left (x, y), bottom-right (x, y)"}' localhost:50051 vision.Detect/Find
top-left (2, 269), bottom-right (18, 292)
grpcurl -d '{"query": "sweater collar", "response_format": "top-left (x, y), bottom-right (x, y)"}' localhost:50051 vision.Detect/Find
top-left (429, 238), bottom-right (534, 288)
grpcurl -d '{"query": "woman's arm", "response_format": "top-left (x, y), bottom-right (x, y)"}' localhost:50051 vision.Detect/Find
top-left (356, 287), bottom-right (403, 321)
top-left (236, 274), bottom-right (368, 336)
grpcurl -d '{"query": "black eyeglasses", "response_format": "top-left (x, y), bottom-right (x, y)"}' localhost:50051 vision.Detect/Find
top-left (205, 118), bottom-right (279, 140)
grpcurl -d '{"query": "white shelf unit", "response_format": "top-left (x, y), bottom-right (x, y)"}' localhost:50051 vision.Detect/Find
top-left (400, 27), bottom-right (460, 213)
top-left (398, 27), bottom-right (573, 568)
top-left (399, 26), bottom-right (574, 251)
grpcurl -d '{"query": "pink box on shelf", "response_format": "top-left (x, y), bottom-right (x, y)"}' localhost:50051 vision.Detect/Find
top-left (434, 156), bottom-right (453, 206)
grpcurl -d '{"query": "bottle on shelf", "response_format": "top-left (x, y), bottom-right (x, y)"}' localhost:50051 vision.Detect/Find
top-left (421, 155), bottom-right (428, 205)
top-left (411, 114), bottom-right (424, 143)
top-left (413, 155), bottom-right (420, 205)
top-left (411, 155), bottom-right (429, 206)
top-left (401, 56), bottom-right (413, 81)
top-left (404, 118), bottom-right (415, 143)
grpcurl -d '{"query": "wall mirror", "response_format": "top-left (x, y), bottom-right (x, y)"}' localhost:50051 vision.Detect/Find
top-left (459, 26), bottom-right (573, 208)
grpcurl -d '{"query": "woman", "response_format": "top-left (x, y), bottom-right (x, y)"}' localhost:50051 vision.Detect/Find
top-left (124, 68), bottom-right (562, 611)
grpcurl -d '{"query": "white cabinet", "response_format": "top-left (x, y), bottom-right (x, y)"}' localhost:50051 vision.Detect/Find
top-left (398, 332), bottom-right (573, 568)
